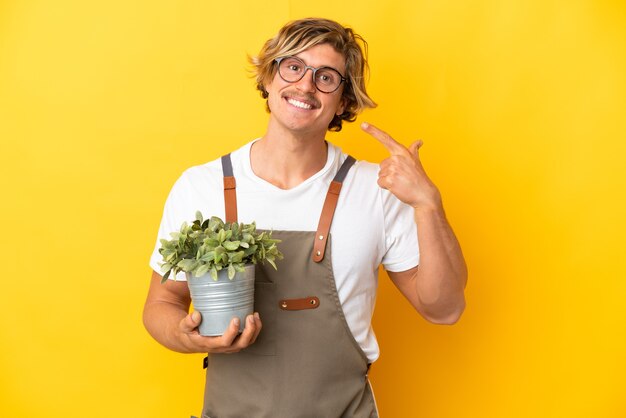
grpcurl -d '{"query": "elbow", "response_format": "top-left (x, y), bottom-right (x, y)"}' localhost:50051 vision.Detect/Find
top-left (422, 298), bottom-right (465, 325)
top-left (142, 303), bottom-right (158, 338)
top-left (426, 311), bottom-right (463, 325)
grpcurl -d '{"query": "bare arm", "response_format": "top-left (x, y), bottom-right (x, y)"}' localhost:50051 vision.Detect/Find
top-left (388, 205), bottom-right (467, 324)
top-left (143, 270), bottom-right (263, 353)
top-left (361, 122), bottom-right (467, 324)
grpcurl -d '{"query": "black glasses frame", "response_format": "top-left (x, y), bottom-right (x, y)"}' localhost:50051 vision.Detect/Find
top-left (274, 56), bottom-right (347, 93)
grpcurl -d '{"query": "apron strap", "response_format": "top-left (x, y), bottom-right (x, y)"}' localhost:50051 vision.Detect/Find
top-left (220, 152), bottom-right (356, 263)
top-left (221, 154), bottom-right (238, 223)
top-left (312, 155), bottom-right (356, 263)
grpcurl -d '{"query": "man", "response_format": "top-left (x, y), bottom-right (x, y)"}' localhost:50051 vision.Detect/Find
top-left (144, 18), bottom-right (467, 417)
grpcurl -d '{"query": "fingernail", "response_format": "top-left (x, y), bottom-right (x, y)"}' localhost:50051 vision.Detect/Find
top-left (233, 317), bottom-right (240, 327)
top-left (191, 311), bottom-right (200, 322)
top-left (361, 122), bottom-right (369, 129)
top-left (254, 312), bottom-right (260, 320)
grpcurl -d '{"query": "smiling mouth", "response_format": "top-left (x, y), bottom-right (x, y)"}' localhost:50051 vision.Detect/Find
top-left (284, 95), bottom-right (319, 110)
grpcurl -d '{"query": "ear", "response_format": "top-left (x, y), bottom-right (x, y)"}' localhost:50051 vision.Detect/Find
top-left (336, 96), bottom-right (346, 116)
top-left (262, 75), bottom-right (273, 97)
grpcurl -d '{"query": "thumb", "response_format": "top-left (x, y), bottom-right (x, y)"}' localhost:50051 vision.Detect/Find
top-left (409, 140), bottom-right (423, 157)
top-left (181, 311), bottom-right (202, 332)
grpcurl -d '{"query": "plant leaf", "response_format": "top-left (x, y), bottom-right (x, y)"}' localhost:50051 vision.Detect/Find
top-left (223, 241), bottom-right (240, 251)
top-left (209, 216), bottom-right (224, 231)
top-left (200, 251), bottom-right (215, 262)
top-left (266, 257), bottom-right (277, 270)
top-left (177, 259), bottom-right (197, 271)
top-left (229, 251), bottom-right (244, 263)
top-left (194, 263), bottom-right (209, 277)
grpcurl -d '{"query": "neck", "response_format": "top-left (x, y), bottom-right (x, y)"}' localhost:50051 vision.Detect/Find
top-left (250, 120), bottom-right (329, 190)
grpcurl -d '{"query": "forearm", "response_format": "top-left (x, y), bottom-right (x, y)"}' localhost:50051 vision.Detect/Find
top-left (143, 300), bottom-right (194, 353)
top-left (413, 203), bottom-right (467, 322)
top-left (143, 272), bottom-right (196, 353)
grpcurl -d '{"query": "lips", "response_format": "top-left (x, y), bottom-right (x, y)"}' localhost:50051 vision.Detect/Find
top-left (282, 93), bottom-right (320, 110)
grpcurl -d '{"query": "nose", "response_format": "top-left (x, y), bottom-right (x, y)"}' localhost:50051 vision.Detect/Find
top-left (294, 67), bottom-right (316, 93)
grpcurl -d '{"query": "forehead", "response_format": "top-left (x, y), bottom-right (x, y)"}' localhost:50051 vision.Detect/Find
top-left (293, 44), bottom-right (346, 73)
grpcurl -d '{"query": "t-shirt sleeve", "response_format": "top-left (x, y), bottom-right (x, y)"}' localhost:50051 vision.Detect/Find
top-left (148, 171), bottom-right (201, 280)
top-left (380, 188), bottom-right (420, 272)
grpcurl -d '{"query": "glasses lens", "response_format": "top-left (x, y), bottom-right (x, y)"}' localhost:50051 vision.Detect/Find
top-left (278, 57), bottom-right (306, 82)
top-left (314, 68), bottom-right (342, 93)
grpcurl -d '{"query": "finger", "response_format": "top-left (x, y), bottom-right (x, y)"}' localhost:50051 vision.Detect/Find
top-left (361, 122), bottom-right (408, 156)
top-left (249, 312), bottom-right (263, 344)
top-left (180, 311), bottom-right (202, 333)
top-left (234, 315), bottom-right (257, 348)
top-left (377, 174), bottom-right (391, 190)
top-left (219, 317), bottom-right (241, 347)
top-left (378, 162), bottom-right (399, 179)
top-left (379, 154), bottom-right (412, 170)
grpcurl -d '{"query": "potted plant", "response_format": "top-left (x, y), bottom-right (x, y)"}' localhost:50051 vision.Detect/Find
top-left (158, 212), bottom-right (283, 336)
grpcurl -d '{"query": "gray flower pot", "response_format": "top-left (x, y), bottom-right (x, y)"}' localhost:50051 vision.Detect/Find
top-left (187, 264), bottom-right (255, 336)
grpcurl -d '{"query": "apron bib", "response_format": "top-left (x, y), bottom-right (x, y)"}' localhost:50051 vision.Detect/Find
top-left (201, 154), bottom-right (377, 418)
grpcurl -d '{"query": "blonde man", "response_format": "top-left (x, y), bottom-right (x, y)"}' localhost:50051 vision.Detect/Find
top-left (144, 18), bottom-right (466, 417)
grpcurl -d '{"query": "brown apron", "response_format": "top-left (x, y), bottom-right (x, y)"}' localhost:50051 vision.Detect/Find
top-left (200, 154), bottom-right (378, 418)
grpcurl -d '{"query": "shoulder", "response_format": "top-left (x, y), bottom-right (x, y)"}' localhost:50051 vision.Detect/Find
top-left (173, 160), bottom-right (221, 196)
top-left (174, 140), bottom-right (254, 191)
top-left (343, 160), bottom-right (380, 202)
top-left (329, 143), bottom-right (379, 184)
top-left (351, 159), bottom-right (379, 181)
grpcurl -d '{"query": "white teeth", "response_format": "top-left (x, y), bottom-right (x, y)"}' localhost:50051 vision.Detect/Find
top-left (287, 98), bottom-right (313, 109)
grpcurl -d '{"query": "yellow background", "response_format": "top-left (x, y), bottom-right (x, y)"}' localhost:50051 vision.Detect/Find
top-left (1, 1), bottom-right (625, 417)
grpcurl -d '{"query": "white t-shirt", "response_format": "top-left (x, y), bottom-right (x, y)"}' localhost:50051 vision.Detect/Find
top-left (149, 140), bottom-right (420, 362)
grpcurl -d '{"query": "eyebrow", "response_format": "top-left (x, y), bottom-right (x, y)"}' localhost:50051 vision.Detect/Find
top-left (291, 55), bottom-right (345, 75)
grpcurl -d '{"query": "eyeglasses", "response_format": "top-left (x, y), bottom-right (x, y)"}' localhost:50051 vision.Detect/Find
top-left (275, 56), bottom-right (346, 94)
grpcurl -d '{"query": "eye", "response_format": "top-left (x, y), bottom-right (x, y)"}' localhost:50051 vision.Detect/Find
top-left (316, 69), bottom-right (337, 85)
top-left (282, 58), bottom-right (303, 73)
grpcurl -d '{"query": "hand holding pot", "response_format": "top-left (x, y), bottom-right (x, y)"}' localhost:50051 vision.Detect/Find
top-left (179, 311), bottom-right (263, 354)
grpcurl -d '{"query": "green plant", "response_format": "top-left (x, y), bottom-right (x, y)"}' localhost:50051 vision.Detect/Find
top-left (158, 212), bottom-right (283, 283)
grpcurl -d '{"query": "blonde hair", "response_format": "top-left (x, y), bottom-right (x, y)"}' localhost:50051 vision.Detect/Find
top-left (250, 18), bottom-right (377, 132)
